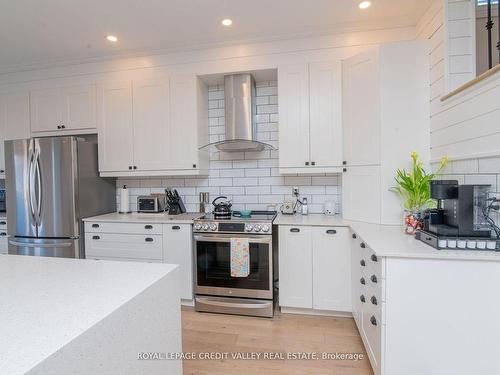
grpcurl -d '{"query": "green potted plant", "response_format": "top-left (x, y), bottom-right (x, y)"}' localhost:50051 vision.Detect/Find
top-left (391, 152), bottom-right (448, 233)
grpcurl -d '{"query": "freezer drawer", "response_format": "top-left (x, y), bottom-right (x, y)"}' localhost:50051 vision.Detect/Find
top-left (8, 237), bottom-right (78, 258)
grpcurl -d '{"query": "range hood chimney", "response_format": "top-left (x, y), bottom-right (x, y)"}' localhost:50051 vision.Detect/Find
top-left (200, 74), bottom-right (275, 152)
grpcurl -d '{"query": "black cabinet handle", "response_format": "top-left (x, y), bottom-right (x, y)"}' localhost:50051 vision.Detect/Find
top-left (57, 125), bottom-right (61, 129)
top-left (326, 229), bottom-right (337, 235)
top-left (343, 161), bottom-right (347, 165)
top-left (370, 316), bottom-right (377, 326)
top-left (172, 225), bottom-right (180, 230)
top-left (0, 232), bottom-right (6, 236)
top-left (290, 228), bottom-right (300, 233)
top-left (360, 242), bottom-right (366, 248)
top-left (128, 166), bottom-right (132, 170)
top-left (371, 254), bottom-right (378, 262)
top-left (133, 166), bottom-right (137, 170)
top-left (370, 275), bottom-right (378, 284)
top-left (352, 233), bottom-right (357, 239)
top-left (0, 170), bottom-right (4, 173)
top-left (343, 168), bottom-right (347, 172)
top-left (360, 277), bottom-right (366, 285)
top-left (193, 164), bottom-right (197, 168)
top-left (145, 237), bottom-right (154, 242)
top-left (371, 296), bottom-right (378, 305)
top-left (92, 235), bottom-right (100, 240)
top-left (360, 259), bottom-right (366, 267)
top-left (360, 295), bottom-right (366, 303)
top-left (0, 221), bottom-right (6, 225)
top-left (144, 225), bottom-right (153, 229)
top-left (305, 161), bottom-right (309, 166)
top-left (311, 161), bottom-right (316, 166)
top-left (92, 223), bottom-right (99, 228)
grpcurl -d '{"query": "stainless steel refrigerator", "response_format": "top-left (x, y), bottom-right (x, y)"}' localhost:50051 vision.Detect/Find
top-left (5, 136), bottom-right (116, 258)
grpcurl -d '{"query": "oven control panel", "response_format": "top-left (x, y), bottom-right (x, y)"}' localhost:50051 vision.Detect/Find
top-left (193, 221), bottom-right (272, 234)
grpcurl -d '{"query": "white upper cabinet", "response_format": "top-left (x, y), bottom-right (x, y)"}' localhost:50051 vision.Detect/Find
top-left (97, 72), bottom-right (208, 177)
top-left (97, 81), bottom-right (134, 173)
top-left (132, 78), bottom-right (171, 171)
top-left (278, 61), bottom-right (343, 174)
top-left (341, 41), bottom-right (429, 225)
top-left (342, 48), bottom-right (381, 167)
top-left (0, 91), bottom-right (31, 174)
top-left (277, 64), bottom-right (310, 170)
top-left (30, 84), bottom-right (96, 133)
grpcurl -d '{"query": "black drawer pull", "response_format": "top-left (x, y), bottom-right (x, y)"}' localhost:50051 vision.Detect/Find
top-left (326, 229), bottom-right (336, 235)
top-left (144, 225), bottom-right (153, 229)
top-left (371, 296), bottom-right (378, 305)
top-left (371, 254), bottom-right (378, 262)
top-left (360, 277), bottom-right (366, 285)
top-left (92, 223), bottom-right (99, 228)
top-left (360, 242), bottom-right (366, 248)
top-left (145, 237), bottom-right (154, 242)
top-left (360, 259), bottom-right (366, 267)
top-left (172, 225), bottom-right (180, 230)
top-left (360, 295), bottom-right (366, 303)
top-left (370, 316), bottom-right (377, 326)
top-left (0, 232), bottom-right (6, 236)
top-left (290, 228), bottom-right (300, 233)
top-left (352, 233), bottom-right (357, 239)
top-left (371, 275), bottom-right (378, 284)
top-left (92, 235), bottom-right (100, 240)
top-left (0, 221), bottom-right (6, 225)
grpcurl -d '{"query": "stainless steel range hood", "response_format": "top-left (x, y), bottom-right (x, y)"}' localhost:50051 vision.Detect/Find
top-left (200, 74), bottom-right (275, 152)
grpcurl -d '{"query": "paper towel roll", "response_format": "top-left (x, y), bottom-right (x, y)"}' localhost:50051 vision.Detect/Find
top-left (119, 185), bottom-right (130, 213)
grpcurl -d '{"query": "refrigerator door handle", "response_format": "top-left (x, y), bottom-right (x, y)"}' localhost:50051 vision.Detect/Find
top-left (28, 145), bottom-right (37, 223)
top-left (35, 149), bottom-right (42, 226)
top-left (9, 240), bottom-right (73, 248)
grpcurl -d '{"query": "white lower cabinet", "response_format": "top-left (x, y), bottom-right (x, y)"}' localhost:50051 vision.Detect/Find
top-left (84, 221), bottom-right (194, 303)
top-left (278, 225), bottom-right (351, 313)
top-left (0, 218), bottom-right (8, 254)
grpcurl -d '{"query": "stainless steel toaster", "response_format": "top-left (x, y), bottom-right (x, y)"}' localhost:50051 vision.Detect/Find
top-left (137, 195), bottom-right (167, 213)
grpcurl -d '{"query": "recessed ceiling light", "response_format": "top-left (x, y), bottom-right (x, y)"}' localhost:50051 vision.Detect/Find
top-left (106, 35), bottom-right (118, 42)
top-left (359, 1), bottom-right (371, 9)
top-left (221, 19), bottom-right (233, 26)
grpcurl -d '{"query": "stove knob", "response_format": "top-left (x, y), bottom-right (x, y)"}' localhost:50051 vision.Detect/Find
top-left (245, 224), bottom-right (254, 232)
top-left (253, 224), bottom-right (261, 232)
top-left (194, 223), bottom-right (202, 231)
top-left (209, 223), bottom-right (217, 231)
top-left (261, 224), bottom-right (270, 233)
top-left (202, 224), bottom-right (210, 231)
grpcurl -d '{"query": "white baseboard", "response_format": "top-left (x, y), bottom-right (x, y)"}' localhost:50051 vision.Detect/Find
top-left (280, 307), bottom-right (353, 318)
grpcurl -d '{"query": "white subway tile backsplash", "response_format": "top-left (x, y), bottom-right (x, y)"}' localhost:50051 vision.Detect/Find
top-left (116, 81), bottom-right (341, 214)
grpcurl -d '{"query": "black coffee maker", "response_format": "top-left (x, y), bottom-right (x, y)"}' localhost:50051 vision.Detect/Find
top-left (422, 180), bottom-right (491, 238)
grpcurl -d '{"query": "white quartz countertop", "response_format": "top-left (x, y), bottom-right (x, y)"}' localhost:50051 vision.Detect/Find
top-left (0, 255), bottom-right (178, 375)
top-left (275, 213), bottom-right (500, 262)
top-left (83, 212), bottom-right (203, 224)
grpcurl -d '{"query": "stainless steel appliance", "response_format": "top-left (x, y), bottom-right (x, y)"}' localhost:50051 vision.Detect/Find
top-left (137, 195), bottom-right (166, 213)
top-left (193, 211), bottom-right (276, 317)
top-left (199, 74), bottom-right (275, 152)
top-left (5, 136), bottom-right (116, 258)
top-left (0, 188), bottom-right (6, 213)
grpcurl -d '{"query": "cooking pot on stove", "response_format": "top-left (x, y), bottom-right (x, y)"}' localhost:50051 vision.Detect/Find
top-left (212, 196), bottom-right (232, 219)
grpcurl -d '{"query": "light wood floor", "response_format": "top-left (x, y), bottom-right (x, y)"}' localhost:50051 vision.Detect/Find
top-left (182, 307), bottom-right (373, 375)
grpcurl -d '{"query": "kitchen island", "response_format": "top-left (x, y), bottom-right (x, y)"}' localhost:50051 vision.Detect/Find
top-left (0, 255), bottom-right (182, 375)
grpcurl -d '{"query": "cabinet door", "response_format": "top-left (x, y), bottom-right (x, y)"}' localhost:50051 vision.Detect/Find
top-left (278, 225), bottom-right (312, 308)
top-left (277, 64), bottom-right (310, 169)
top-left (61, 84), bottom-right (96, 131)
top-left (312, 226), bottom-right (351, 311)
top-left (342, 48), bottom-right (381, 166)
top-left (0, 92), bottom-right (30, 174)
top-left (350, 232), bottom-right (363, 327)
top-left (133, 78), bottom-right (171, 171)
top-left (309, 61), bottom-right (343, 168)
top-left (169, 73), bottom-right (198, 170)
top-left (342, 166), bottom-right (381, 224)
top-left (163, 224), bottom-right (193, 300)
top-left (30, 87), bottom-right (62, 132)
top-left (96, 81), bottom-right (134, 172)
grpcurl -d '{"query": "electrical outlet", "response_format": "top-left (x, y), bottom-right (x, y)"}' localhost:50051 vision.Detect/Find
top-left (292, 187), bottom-right (299, 196)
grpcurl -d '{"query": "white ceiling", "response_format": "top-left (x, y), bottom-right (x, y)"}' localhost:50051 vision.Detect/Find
top-left (0, 0), bottom-right (431, 73)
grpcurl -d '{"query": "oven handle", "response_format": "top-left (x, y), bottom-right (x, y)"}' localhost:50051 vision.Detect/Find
top-left (193, 235), bottom-right (272, 244)
top-left (196, 297), bottom-right (273, 310)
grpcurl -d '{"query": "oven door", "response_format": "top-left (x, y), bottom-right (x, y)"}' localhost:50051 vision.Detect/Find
top-left (194, 234), bottom-right (273, 299)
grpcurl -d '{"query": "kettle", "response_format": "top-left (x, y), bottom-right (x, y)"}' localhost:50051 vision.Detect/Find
top-left (212, 196), bottom-right (232, 219)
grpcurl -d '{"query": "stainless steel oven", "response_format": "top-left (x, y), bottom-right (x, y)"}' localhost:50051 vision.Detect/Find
top-left (193, 212), bottom-right (275, 317)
